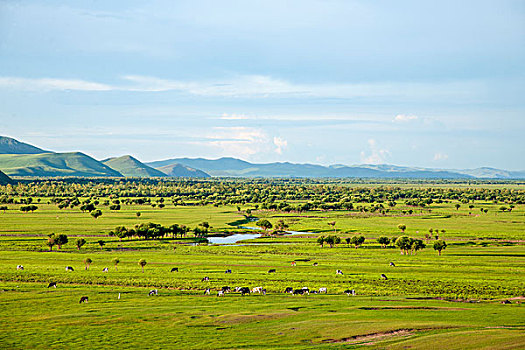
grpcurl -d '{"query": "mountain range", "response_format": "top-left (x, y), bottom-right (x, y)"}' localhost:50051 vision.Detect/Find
top-left (0, 136), bottom-right (523, 179)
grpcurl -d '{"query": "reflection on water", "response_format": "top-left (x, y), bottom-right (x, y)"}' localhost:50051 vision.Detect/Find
top-left (208, 229), bottom-right (316, 245)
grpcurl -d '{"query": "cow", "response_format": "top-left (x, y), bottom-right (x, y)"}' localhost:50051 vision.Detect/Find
top-left (170, 267), bottom-right (179, 272)
top-left (268, 269), bottom-right (276, 273)
top-left (501, 300), bottom-right (511, 304)
top-left (79, 296), bottom-right (89, 304)
top-left (291, 261), bottom-right (296, 266)
top-left (344, 289), bottom-right (356, 296)
top-left (204, 288), bottom-right (211, 295)
top-left (381, 274), bottom-right (388, 280)
top-left (261, 288), bottom-right (266, 295)
top-left (225, 269), bottom-right (232, 274)
top-left (252, 286), bottom-right (263, 293)
top-left (202, 276), bottom-right (210, 282)
top-left (148, 289), bottom-right (158, 296)
top-left (221, 286), bottom-right (231, 293)
top-left (319, 287), bottom-right (327, 294)
top-left (239, 287), bottom-right (250, 296)
top-left (217, 290), bottom-right (224, 297)
top-left (336, 269), bottom-right (344, 275)
top-left (47, 282), bottom-right (57, 288)
top-left (284, 287), bottom-right (293, 294)
top-left (65, 266), bottom-right (74, 272)
top-left (313, 262), bottom-right (318, 266)
top-left (16, 265), bottom-right (24, 270)
top-left (102, 267), bottom-right (109, 272)
top-left (389, 262), bottom-right (396, 267)
top-left (293, 289), bottom-right (308, 295)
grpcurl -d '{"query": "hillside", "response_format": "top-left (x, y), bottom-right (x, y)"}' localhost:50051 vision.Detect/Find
top-left (0, 136), bottom-right (50, 154)
top-left (0, 152), bottom-right (123, 177)
top-left (147, 157), bottom-right (473, 178)
top-left (0, 170), bottom-right (13, 184)
top-left (155, 163), bottom-right (211, 178)
top-left (102, 155), bottom-right (167, 178)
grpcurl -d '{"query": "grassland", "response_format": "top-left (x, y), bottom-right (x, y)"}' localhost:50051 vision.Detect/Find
top-left (0, 181), bottom-right (524, 349)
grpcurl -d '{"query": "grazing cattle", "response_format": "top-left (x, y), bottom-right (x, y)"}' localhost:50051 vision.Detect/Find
top-left (16, 265), bottom-right (24, 270)
top-left (148, 289), bottom-right (158, 296)
top-left (239, 287), bottom-right (250, 296)
top-left (293, 289), bottom-right (308, 295)
top-left (336, 269), bottom-right (344, 275)
top-left (65, 266), bottom-right (74, 272)
top-left (344, 289), bottom-right (356, 296)
top-left (389, 262), bottom-right (396, 267)
top-left (381, 274), bottom-right (388, 280)
top-left (302, 287), bottom-right (309, 292)
top-left (102, 267), bottom-right (109, 272)
top-left (47, 282), bottom-right (57, 288)
top-left (204, 288), bottom-right (211, 295)
top-left (202, 276), bottom-right (210, 282)
top-left (79, 296), bottom-right (89, 304)
top-left (319, 287), bottom-right (327, 294)
top-left (284, 287), bottom-right (293, 294)
top-left (221, 286), bottom-right (231, 293)
top-left (252, 286), bottom-right (263, 293)
top-left (291, 261), bottom-right (296, 266)
top-left (313, 262), bottom-right (318, 266)
top-left (217, 290), bottom-right (224, 297)
top-left (170, 267), bottom-right (179, 272)
top-left (268, 269), bottom-right (276, 273)
top-left (225, 269), bottom-right (232, 274)
top-left (501, 300), bottom-right (511, 304)
top-left (261, 288), bottom-right (266, 295)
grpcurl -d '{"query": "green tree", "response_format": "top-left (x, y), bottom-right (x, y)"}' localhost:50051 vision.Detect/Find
top-left (327, 221), bottom-right (336, 234)
top-left (256, 219), bottom-right (273, 232)
top-left (84, 257), bottom-right (93, 270)
top-left (112, 257), bottom-right (120, 271)
top-left (395, 236), bottom-right (411, 255)
top-left (138, 259), bottom-right (147, 273)
top-left (455, 204), bottom-right (461, 210)
top-left (377, 236), bottom-right (390, 248)
top-left (317, 236), bottom-right (326, 247)
top-left (274, 219), bottom-right (289, 233)
top-left (97, 240), bottom-right (105, 249)
top-left (433, 240), bottom-right (447, 256)
top-left (91, 209), bottom-right (102, 219)
top-left (397, 224), bottom-right (407, 233)
top-left (55, 234), bottom-right (68, 249)
top-left (350, 235), bottom-right (365, 248)
top-left (413, 239), bottom-right (426, 254)
top-left (76, 238), bottom-right (86, 251)
top-left (46, 234), bottom-right (56, 251)
top-left (136, 211), bottom-right (141, 218)
top-left (345, 237), bottom-right (351, 246)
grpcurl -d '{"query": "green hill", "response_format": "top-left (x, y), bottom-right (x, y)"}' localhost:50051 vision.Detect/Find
top-left (0, 170), bottom-right (13, 184)
top-left (102, 155), bottom-right (167, 178)
top-left (0, 136), bottom-right (50, 154)
top-left (0, 152), bottom-right (122, 177)
top-left (156, 163), bottom-right (211, 178)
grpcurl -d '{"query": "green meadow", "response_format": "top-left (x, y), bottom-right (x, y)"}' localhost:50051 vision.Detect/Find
top-left (0, 180), bottom-right (524, 348)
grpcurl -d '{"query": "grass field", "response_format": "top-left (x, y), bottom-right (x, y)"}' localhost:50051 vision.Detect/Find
top-left (0, 185), bottom-right (524, 349)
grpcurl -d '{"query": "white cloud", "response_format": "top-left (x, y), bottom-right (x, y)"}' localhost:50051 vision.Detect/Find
top-left (202, 127), bottom-right (270, 158)
top-left (220, 113), bottom-right (250, 120)
top-left (273, 137), bottom-right (288, 154)
top-left (360, 139), bottom-right (390, 164)
top-left (433, 152), bottom-right (449, 161)
top-left (393, 114), bottom-right (419, 122)
top-left (0, 77), bottom-right (112, 91)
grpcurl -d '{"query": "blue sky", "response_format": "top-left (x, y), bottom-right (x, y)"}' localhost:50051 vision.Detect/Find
top-left (0, 0), bottom-right (523, 169)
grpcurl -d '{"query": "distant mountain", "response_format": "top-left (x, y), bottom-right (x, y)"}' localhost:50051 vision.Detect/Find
top-left (102, 155), bottom-right (167, 178)
top-left (147, 157), bottom-right (474, 179)
top-left (0, 136), bottom-right (51, 154)
top-left (155, 163), bottom-right (211, 178)
top-left (0, 170), bottom-right (13, 184)
top-left (0, 152), bottom-right (122, 177)
top-left (455, 167), bottom-right (525, 179)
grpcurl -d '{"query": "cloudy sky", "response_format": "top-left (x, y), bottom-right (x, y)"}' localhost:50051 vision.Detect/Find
top-left (0, 0), bottom-right (523, 169)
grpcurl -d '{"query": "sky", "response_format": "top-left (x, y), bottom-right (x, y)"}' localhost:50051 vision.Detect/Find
top-left (0, 0), bottom-right (524, 170)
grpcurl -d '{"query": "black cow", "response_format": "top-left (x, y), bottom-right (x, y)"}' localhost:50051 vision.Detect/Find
top-left (102, 267), bottom-right (109, 272)
top-left (284, 287), bottom-right (293, 293)
top-left (204, 288), bottom-right (211, 295)
top-left (202, 276), bottom-right (210, 282)
top-left (16, 265), bottom-right (24, 270)
top-left (313, 262), bottom-right (318, 266)
top-left (381, 274), bottom-right (388, 280)
top-left (239, 287), bottom-right (250, 296)
top-left (225, 269), bottom-right (232, 274)
top-left (344, 289), bottom-right (356, 296)
top-left (268, 269), bottom-right (276, 273)
top-left (171, 267), bottom-right (179, 272)
top-left (389, 262), bottom-right (396, 267)
top-left (47, 282), bottom-right (57, 288)
top-left (293, 289), bottom-right (307, 295)
top-left (65, 266), bottom-right (74, 272)
top-left (336, 269), bottom-right (344, 275)
top-left (221, 286), bottom-right (231, 293)
top-left (148, 289), bottom-right (158, 296)
top-left (79, 296), bottom-right (89, 303)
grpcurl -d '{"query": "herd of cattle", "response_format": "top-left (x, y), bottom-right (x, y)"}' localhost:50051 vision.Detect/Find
top-left (18, 260), bottom-right (396, 303)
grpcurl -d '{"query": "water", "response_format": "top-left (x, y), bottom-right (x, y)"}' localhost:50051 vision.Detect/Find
top-left (208, 229), bottom-right (316, 245)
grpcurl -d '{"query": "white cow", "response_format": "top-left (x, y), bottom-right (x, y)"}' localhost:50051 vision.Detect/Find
top-left (319, 287), bottom-right (327, 294)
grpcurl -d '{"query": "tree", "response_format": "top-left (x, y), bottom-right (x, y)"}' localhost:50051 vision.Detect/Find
top-left (138, 259), bottom-right (147, 273)
top-left (46, 234), bottom-right (56, 251)
top-left (345, 237), bottom-right (351, 246)
top-left (317, 236), bottom-right (326, 247)
top-left (395, 236), bottom-right (412, 255)
top-left (97, 240), bottom-right (105, 249)
top-left (256, 219), bottom-right (273, 232)
top-left (455, 204), bottom-right (461, 210)
top-left (350, 235), bottom-right (365, 249)
top-left (274, 219), bottom-right (289, 233)
top-left (91, 209), bottom-right (102, 219)
top-left (76, 238), bottom-right (86, 251)
top-left (377, 236), bottom-right (390, 248)
top-left (413, 239), bottom-right (426, 254)
top-left (0, 205), bottom-right (7, 213)
top-left (55, 234), bottom-right (68, 249)
top-left (112, 257), bottom-right (120, 271)
top-left (327, 221), bottom-right (336, 234)
top-left (397, 224), bottom-right (406, 233)
top-left (84, 257), bottom-right (93, 270)
top-left (111, 226), bottom-right (128, 241)
top-left (136, 211), bottom-right (141, 218)
top-left (433, 240), bottom-right (447, 256)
